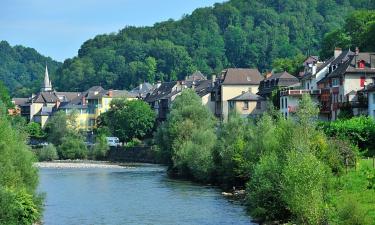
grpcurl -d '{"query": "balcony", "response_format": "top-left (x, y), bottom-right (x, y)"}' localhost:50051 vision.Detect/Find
top-left (288, 105), bottom-right (298, 113)
top-left (280, 89), bottom-right (321, 96)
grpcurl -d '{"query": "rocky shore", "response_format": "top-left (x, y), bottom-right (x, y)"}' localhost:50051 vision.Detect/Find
top-left (34, 160), bottom-right (130, 169)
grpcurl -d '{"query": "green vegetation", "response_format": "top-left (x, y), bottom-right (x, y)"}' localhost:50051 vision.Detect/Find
top-left (155, 92), bottom-right (374, 224)
top-left (0, 97), bottom-right (42, 224)
top-left (321, 10), bottom-right (375, 59)
top-left (52, 0), bottom-right (373, 91)
top-left (45, 111), bottom-right (87, 159)
top-left (34, 144), bottom-right (58, 161)
top-left (319, 116), bottom-right (375, 156)
top-left (99, 99), bottom-right (155, 142)
top-left (0, 41), bottom-right (61, 97)
top-left (26, 122), bottom-right (46, 139)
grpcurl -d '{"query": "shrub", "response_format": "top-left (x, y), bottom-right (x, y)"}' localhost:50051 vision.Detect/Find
top-left (282, 151), bottom-right (328, 224)
top-left (91, 134), bottom-right (109, 160)
top-left (337, 196), bottom-right (371, 225)
top-left (58, 135), bottom-right (87, 159)
top-left (246, 152), bottom-right (289, 222)
top-left (36, 144), bottom-right (58, 161)
top-left (0, 188), bottom-right (41, 225)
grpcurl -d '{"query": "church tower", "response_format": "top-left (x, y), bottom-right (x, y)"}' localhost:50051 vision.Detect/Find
top-left (41, 65), bottom-right (53, 92)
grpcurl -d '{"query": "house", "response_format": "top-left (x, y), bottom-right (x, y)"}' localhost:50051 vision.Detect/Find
top-left (12, 66), bottom-right (135, 130)
top-left (258, 71), bottom-right (299, 98)
top-left (365, 84), bottom-right (375, 119)
top-left (317, 48), bottom-right (375, 120)
top-left (228, 91), bottom-right (266, 118)
top-left (214, 68), bottom-right (263, 121)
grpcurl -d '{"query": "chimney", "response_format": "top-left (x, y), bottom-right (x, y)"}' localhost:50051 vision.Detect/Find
top-left (211, 75), bottom-right (216, 87)
top-left (265, 72), bottom-right (272, 79)
top-left (82, 96), bottom-right (86, 106)
top-left (156, 81), bottom-right (161, 88)
top-left (334, 47), bottom-right (342, 58)
top-left (108, 89), bottom-right (113, 97)
top-left (248, 87), bottom-right (252, 93)
top-left (355, 47), bottom-right (359, 56)
top-left (139, 83), bottom-right (143, 91)
top-left (312, 64), bottom-right (317, 75)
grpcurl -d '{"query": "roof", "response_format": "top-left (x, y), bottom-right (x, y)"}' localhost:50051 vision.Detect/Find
top-left (186, 71), bottom-right (206, 81)
top-left (229, 91), bottom-right (265, 101)
top-left (33, 92), bottom-right (59, 103)
top-left (194, 80), bottom-right (213, 97)
top-left (304, 56), bottom-right (319, 65)
top-left (365, 84), bottom-right (375, 92)
top-left (130, 82), bottom-right (155, 97)
top-left (264, 71), bottom-right (298, 81)
top-left (12, 98), bottom-right (29, 106)
top-left (301, 56), bottom-right (335, 81)
top-left (144, 81), bottom-right (178, 102)
top-left (222, 68), bottom-right (263, 85)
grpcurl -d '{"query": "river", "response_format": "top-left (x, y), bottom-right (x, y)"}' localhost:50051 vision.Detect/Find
top-left (38, 163), bottom-right (255, 225)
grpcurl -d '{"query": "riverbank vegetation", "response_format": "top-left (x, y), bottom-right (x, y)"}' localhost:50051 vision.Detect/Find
top-left (0, 89), bottom-right (42, 224)
top-left (154, 89), bottom-right (375, 224)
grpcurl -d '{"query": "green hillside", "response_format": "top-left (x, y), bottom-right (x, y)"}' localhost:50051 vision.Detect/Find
top-left (0, 41), bottom-right (62, 97)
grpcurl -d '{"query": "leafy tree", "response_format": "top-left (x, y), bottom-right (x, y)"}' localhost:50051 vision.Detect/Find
top-left (272, 54), bottom-right (306, 76)
top-left (58, 134), bottom-right (87, 160)
top-left (45, 111), bottom-right (69, 146)
top-left (25, 122), bottom-right (45, 139)
top-left (35, 144), bottom-right (58, 161)
top-left (0, 103), bottom-right (42, 225)
top-left (101, 99), bottom-right (155, 142)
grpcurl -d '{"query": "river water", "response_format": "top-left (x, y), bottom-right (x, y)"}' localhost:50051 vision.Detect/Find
top-left (38, 164), bottom-right (255, 225)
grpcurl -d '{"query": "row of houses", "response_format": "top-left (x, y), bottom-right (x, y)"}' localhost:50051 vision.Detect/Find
top-left (12, 48), bottom-right (375, 132)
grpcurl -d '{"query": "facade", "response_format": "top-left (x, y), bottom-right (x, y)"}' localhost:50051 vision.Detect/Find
top-left (317, 48), bottom-right (375, 120)
top-left (13, 67), bottom-right (134, 130)
top-left (228, 91), bottom-right (266, 118)
top-left (214, 68), bottom-right (263, 121)
top-left (366, 84), bottom-right (375, 119)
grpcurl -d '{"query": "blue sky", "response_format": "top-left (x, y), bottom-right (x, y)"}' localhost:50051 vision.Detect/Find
top-left (0, 0), bottom-right (223, 62)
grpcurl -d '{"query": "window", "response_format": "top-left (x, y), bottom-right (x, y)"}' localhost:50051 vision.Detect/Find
top-left (358, 60), bottom-right (365, 68)
top-left (285, 98), bottom-right (288, 108)
top-left (373, 93), bottom-right (375, 104)
top-left (360, 77), bottom-right (365, 87)
top-left (307, 83), bottom-right (310, 90)
top-left (229, 101), bottom-right (235, 109)
top-left (243, 101), bottom-right (249, 110)
top-left (281, 98), bottom-right (284, 108)
top-left (211, 92), bottom-right (216, 101)
top-left (332, 78), bottom-right (340, 87)
top-left (256, 101), bottom-right (261, 109)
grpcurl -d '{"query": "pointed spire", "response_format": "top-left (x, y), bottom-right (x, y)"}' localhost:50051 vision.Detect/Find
top-left (42, 64), bottom-right (52, 92)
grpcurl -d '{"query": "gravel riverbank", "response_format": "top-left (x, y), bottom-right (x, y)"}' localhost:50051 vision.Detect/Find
top-left (34, 161), bottom-right (130, 169)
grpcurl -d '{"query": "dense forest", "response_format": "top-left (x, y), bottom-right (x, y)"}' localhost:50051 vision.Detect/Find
top-left (0, 41), bottom-right (61, 97)
top-left (1, 0), bottom-right (374, 95)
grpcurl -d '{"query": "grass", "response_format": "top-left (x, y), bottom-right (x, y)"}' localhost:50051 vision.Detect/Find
top-left (329, 158), bottom-right (375, 224)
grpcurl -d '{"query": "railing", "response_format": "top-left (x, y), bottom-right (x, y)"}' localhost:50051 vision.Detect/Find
top-left (280, 89), bottom-right (321, 96)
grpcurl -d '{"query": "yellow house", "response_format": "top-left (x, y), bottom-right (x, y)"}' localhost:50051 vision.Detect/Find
top-left (214, 68), bottom-right (264, 121)
top-left (228, 91), bottom-right (267, 118)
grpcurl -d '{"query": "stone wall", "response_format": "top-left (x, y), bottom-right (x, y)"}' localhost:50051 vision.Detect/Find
top-left (107, 146), bottom-right (157, 163)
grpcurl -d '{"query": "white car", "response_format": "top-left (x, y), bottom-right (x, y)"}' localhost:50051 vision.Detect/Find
top-left (106, 137), bottom-right (120, 147)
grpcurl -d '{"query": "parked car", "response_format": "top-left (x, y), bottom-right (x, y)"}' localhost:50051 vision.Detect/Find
top-left (106, 137), bottom-right (120, 147)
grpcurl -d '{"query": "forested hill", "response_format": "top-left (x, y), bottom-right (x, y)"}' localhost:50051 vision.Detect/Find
top-left (54, 0), bottom-right (374, 92)
top-left (0, 41), bottom-right (61, 97)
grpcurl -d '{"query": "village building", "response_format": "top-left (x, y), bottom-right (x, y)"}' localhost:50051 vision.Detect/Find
top-left (228, 91), bottom-right (266, 118)
top-left (213, 68), bottom-right (263, 121)
top-left (258, 71), bottom-right (299, 98)
top-left (317, 48), bottom-right (375, 120)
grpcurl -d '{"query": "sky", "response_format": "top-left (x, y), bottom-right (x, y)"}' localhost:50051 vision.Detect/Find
top-left (0, 0), bottom-right (223, 62)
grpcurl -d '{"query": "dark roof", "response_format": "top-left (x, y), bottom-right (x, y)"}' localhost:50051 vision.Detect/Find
top-left (186, 71), bottom-right (206, 81)
top-left (144, 81), bottom-right (178, 102)
top-left (33, 92), bottom-right (59, 103)
top-left (130, 83), bottom-right (154, 97)
top-left (264, 71), bottom-right (298, 81)
top-left (304, 56), bottom-right (319, 65)
top-left (229, 91), bottom-right (265, 101)
top-left (34, 106), bottom-right (55, 116)
top-left (194, 80), bottom-right (213, 97)
top-left (302, 56), bottom-right (335, 81)
top-left (222, 68), bottom-right (263, 85)
top-left (365, 84), bottom-right (375, 92)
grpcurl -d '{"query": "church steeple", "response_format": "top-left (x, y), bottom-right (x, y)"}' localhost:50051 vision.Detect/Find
top-left (41, 65), bottom-right (52, 92)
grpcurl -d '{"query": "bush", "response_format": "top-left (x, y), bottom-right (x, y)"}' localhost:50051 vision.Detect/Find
top-left (91, 135), bottom-right (109, 160)
top-left (58, 135), bottom-right (87, 159)
top-left (246, 152), bottom-right (289, 222)
top-left (337, 196), bottom-right (371, 225)
top-left (0, 188), bottom-right (42, 225)
top-left (282, 151), bottom-right (328, 224)
top-left (35, 144), bottom-right (58, 161)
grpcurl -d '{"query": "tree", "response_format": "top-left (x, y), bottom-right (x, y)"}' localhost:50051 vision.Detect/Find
top-left (26, 122), bottom-right (45, 139)
top-left (58, 134), bottom-right (87, 160)
top-left (0, 103), bottom-right (42, 224)
top-left (45, 111), bottom-right (69, 146)
top-left (102, 99), bottom-right (155, 142)
top-left (155, 89), bottom-right (216, 181)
